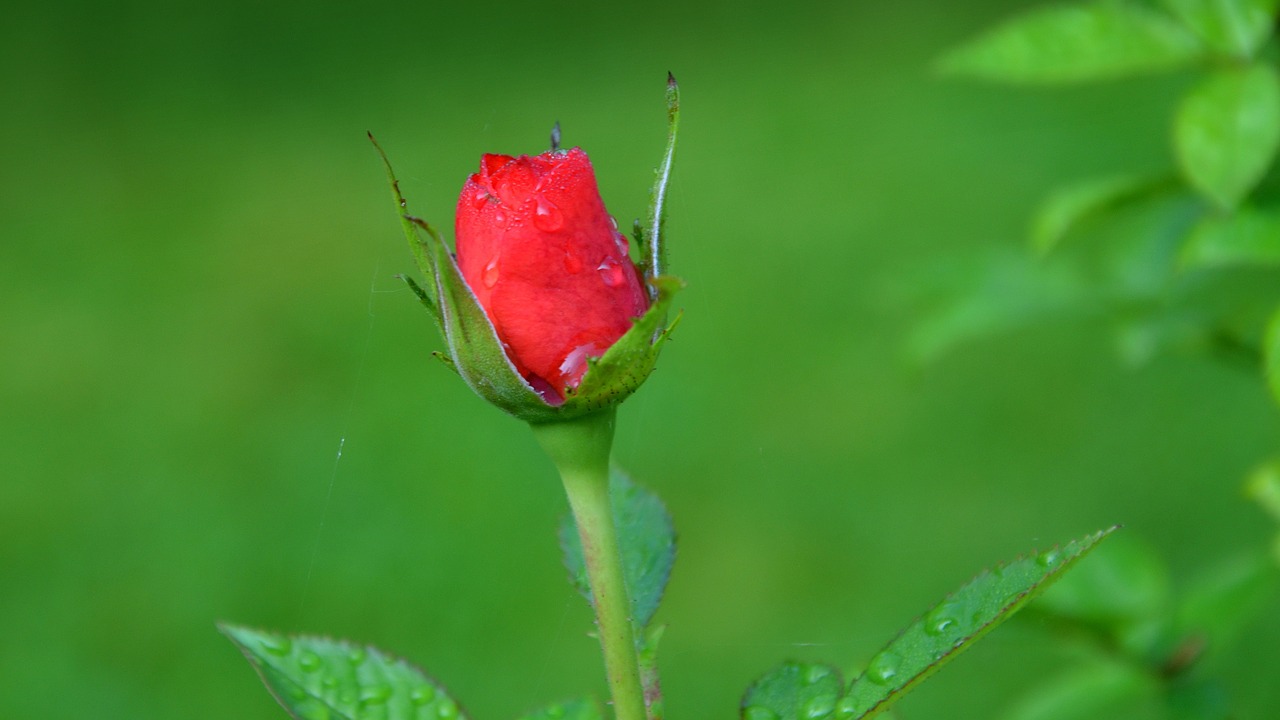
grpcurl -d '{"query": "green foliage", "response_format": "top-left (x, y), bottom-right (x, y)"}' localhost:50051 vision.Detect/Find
top-left (999, 660), bottom-right (1159, 720)
top-left (740, 662), bottom-right (842, 720)
top-left (1180, 208), bottom-right (1280, 268)
top-left (1031, 175), bottom-right (1174, 255)
top-left (1267, 308), bottom-right (1280, 404)
top-left (1174, 64), bottom-right (1280, 209)
top-left (1161, 0), bottom-right (1279, 58)
top-left (742, 529), bottom-right (1115, 720)
top-left (561, 466), bottom-right (676, 637)
top-left (939, 3), bottom-right (1201, 84)
top-left (515, 698), bottom-right (603, 720)
top-left (220, 625), bottom-right (467, 720)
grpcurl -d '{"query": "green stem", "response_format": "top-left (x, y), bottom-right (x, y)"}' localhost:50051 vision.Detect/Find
top-left (531, 409), bottom-right (647, 720)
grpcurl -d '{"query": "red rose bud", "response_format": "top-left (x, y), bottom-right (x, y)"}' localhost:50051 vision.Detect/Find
top-left (456, 149), bottom-right (649, 404)
top-left (374, 75), bottom-right (681, 422)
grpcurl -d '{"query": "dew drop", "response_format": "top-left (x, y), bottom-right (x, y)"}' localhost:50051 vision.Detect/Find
top-left (437, 698), bottom-right (459, 719)
top-left (494, 208), bottom-right (507, 225)
top-left (598, 258), bottom-right (625, 287)
top-left (563, 251), bottom-right (583, 274)
top-left (924, 603), bottom-right (957, 636)
top-left (804, 694), bottom-right (837, 719)
top-left (321, 674), bottom-right (338, 689)
top-left (614, 232), bottom-right (630, 255)
top-left (482, 256), bottom-right (500, 288)
top-left (559, 343), bottom-right (603, 380)
top-left (533, 197), bottom-right (564, 231)
top-left (348, 647), bottom-right (366, 665)
top-left (804, 664), bottom-right (833, 685)
top-left (609, 215), bottom-right (619, 230)
top-left (865, 650), bottom-right (900, 686)
top-left (261, 637), bottom-right (291, 656)
top-left (359, 683), bottom-right (392, 706)
top-left (834, 695), bottom-right (857, 720)
top-left (410, 685), bottom-right (436, 706)
top-left (743, 706), bottom-right (779, 720)
top-left (1037, 549), bottom-right (1060, 568)
top-left (298, 650), bottom-right (322, 672)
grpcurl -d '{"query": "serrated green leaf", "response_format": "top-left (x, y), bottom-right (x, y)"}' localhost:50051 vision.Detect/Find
top-left (839, 527), bottom-right (1117, 720)
top-left (1266, 305), bottom-right (1280, 405)
top-left (561, 466), bottom-right (676, 636)
top-left (220, 624), bottom-right (467, 720)
top-left (1031, 174), bottom-right (1176, 254)
top-left (1175, 551), bottom-right (1278, 663)
top-left (1161, 0), bottom-right (1278, 58)
top-left (515, 697), bottom-right (603, 720)
top-left (1000, 660), bottom-right (1159, 720)
top-left (1175, 63), bottom-right (1280, 209)
top-left (741, 662), bottom-right (843, 720)
top-left (939, 3), bottom-right (1202, 85)
top-left (1180, 207), bottom-right (1280, 268)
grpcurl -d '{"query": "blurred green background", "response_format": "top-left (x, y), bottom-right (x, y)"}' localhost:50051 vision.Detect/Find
top-left (3, 0), bottom-right (1279, 718)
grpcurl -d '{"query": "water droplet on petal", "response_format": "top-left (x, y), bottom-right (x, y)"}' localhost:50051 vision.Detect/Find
top-left (298, 650), bottom-right (322, 672)
top-left (614, 231), bottom-right (630, 254)
top-left (598, 258), bottom-right (625, 287)
top-left (924, 602), bottom-right (957, 636)
top-left (410, 686), bottom-right (436, 705)
top-left (804, 694), bottom-right (837, 719)
top-left (493, 208), bottom-right (507, 225)
top-left (609, 215), bottom-right (619, 230)
top-left (865, 650), bottom-right (900, 686)
top-left (564, 252), bottom-right (583, 274)
top-left (470, 188), bottom-right (489, 210)
top-left (483, 256), bottom-right (500, 288)
top-left (559, 343), bottom-right (604, 380)
top-left (533, 197), bottom-right (564, 231)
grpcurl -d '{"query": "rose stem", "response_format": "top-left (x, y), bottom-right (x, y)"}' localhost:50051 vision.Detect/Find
top-left (532, 409), bottom-right (647, 720)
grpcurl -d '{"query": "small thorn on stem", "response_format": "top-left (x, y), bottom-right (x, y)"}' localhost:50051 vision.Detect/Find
top-left (550, 121), bottom-right (562, 152)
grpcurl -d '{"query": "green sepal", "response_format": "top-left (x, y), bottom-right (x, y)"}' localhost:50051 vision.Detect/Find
top-left (560, 465), bottom-right (677, 636)
top-left (561, 277), bottom-right (683, 416)
top-left (741, 662), bottom-right (843, 720)
top-left (638, 73), bottom-right (680, 291)
top-left (219, 623), bottom-right (467, 720)
top-left (838, 527), bottom-right (1117, 720)
top-left (515, 697), bottom-right (604, 720)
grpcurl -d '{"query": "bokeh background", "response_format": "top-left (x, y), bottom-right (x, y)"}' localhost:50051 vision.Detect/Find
top-left (3, 0), bottom-right (1279, 718)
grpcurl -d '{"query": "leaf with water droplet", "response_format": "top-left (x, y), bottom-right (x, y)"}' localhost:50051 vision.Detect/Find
top-left (219, 624), bottom-right (469, 720)
top-left (741, 661), bottom-right (843, 720)
top-left (561, 465), bottom-right (676, 637)
top-left (839, 527), bottom-right (1117, 720)
top-left (515, 697), bottom-right (604, 720)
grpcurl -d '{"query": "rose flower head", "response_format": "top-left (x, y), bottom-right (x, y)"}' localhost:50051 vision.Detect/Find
top-left (373, 75), bottom-right (682, 423)
top-left (456, 148), bottom-right (648, 404)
